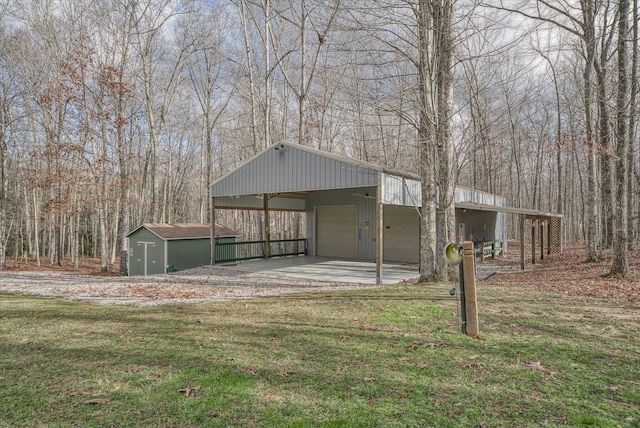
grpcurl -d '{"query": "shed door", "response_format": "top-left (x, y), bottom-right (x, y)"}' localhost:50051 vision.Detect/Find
top-left (316, 206), bottom-right (357, 259)
top-left (383, 205), bottom-right (419, 263)
top-left (133, 241), bottom-right (163, 275)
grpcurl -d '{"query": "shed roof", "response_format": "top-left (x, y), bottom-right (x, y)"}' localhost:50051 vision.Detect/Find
top-left (127, 223), bottom-right (239, 240)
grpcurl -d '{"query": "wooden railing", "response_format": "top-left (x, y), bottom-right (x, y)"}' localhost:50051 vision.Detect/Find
top-left (474, 240), bottom-right (504, 261)
top-left (215, 239), bottom-right (307, 263)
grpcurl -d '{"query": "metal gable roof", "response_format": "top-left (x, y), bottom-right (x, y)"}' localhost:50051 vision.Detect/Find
top-left (210, 142), bottom-right (420, 198)
top-left (127, 223), bottom-right (239, 240)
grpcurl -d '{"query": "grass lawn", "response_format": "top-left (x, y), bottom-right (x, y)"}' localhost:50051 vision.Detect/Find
top-left (1, 283), bottom-right (638, 427)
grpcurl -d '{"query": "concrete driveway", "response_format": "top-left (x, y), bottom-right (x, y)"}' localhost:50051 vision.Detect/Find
top-left (217, 256), bottom-right (419, 285)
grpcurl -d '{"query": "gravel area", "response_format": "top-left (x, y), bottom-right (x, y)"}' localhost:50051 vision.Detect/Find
top-left (0, 266), bottom-right (376, 306)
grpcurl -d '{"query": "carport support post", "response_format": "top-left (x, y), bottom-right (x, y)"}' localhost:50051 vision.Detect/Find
top-left (210, 197), bottom-right (216, 265)
top-left (540, 221), bottom-right (544, 261)
top-left (376, 199), bottom-right (383, 285)
top-left (462, 241), bottom-right (480, 338)
top-left (263, 194), bottom-right (270, 259)
top-left (531, 222), bottom-right (536, 265)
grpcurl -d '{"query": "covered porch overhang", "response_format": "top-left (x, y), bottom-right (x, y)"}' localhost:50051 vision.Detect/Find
top-left (455, 202), bottom-right (563, 270)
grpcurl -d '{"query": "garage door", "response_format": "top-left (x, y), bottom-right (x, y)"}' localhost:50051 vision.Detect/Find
top-left (316, 205), bottom-right (357, 259)
top-left (383, 205), bottom-right (419, 263)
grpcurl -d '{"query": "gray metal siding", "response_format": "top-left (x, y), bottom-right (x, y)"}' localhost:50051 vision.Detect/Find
top-left (306, 187), bottom-right (378, 260)
top-left (315, 206), bottom-right (357, 258)
top-left (455, 187), bottom-right (507, 207)
top-left (454, 188), bottom-right (508, 250)
top-left (382, 174), bottom-right (421, 207)
top-left (497, 212), bottom-right (507, 250)
top-left (211, 145), bottom-right (379, 197)
top-left (455, 209), bottom-right (507, 246)
top-left (383, 205), bottom-right (420, 263)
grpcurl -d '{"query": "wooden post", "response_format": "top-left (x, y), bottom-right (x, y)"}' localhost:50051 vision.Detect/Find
top-left (263, 194), bottom-right (270, 258)
top-left (531, 222), bottom-right (536, 265)
top-left (376, 197), bottom-right (384, 285)
top-left (462, 241), bottom-right (480, 338)
top-left (458, 261), bottom-right (467, 334)
top-left (540, 221), bottom-right (545, 260)
top-left (520, 215), bottom-right (525, 270)
top-left (559, 218), bottom-right (563, 253)
top-left (547, 220), bottom-right (552, 255)
top-left (210, 197), bottom-right (216, 265)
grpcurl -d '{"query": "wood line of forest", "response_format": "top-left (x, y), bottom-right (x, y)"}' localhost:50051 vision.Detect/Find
top-left (0, 1), bottom-right (636, 277)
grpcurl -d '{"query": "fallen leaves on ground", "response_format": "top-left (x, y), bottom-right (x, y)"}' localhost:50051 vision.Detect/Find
top-left (524, 361), bottom-right (557, 379)
top-left (178, 386), bottom-right (201, 398)
top-left (239, 365), bottom-right (259, 376)
top-left (488, 246), bottom-right (640, 304)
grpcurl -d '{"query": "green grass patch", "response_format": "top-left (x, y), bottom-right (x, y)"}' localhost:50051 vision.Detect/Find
top-left (0, 284), bottom-right (639, 427)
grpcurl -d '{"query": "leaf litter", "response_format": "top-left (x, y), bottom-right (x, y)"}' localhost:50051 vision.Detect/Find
top-left (487, 246), bottom-right (640, 305)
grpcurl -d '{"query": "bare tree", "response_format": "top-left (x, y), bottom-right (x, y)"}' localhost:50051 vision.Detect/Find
top-left (482, 0), bottom-right (602, 261)
top-left (270, 0), bottom-right (341, 146)
top-left (416, 0), bottom-right (456, 281)
top-left (627, 0), bottom-right (639, 251)
top-left (234, 0), bottom-right (266, 152)
top-left (182, 5), bottom-right (234, 223)
top-left (134, 0), bottom-right (188, 222)
top-left (611, 0), bottom-right (630, 275)
top-left (0, 4), bottom-right (11, 269)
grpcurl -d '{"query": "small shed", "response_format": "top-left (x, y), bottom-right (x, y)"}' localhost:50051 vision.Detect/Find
top-left (127, 223), bottom-right (239, 276)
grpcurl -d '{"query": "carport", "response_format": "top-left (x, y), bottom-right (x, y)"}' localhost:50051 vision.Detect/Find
top-left (210, 142), bottom-right (425, 284)
top-left (210, 142), bottom-right (519, 284)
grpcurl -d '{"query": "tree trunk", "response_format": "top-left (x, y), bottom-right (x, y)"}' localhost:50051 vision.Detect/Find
top-left (0, 106), bottom-right (6, 269)
top-left (594, 59), bottom-right (614, 248)
top-left (611, 0), bottom-right (630, 276)
top-left (583, 0), bottom-right (600, 262)
top-left (417, 0), bottom-right (439, 282)
top-left (238, 0), bottom-right (260, 152)
top-left (628, 0), bottom-right (639, 251)
top-left (434, 0), bottom-right (456, 281)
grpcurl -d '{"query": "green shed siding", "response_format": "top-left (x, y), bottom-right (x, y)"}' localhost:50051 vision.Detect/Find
top-left (127, 223), bottom-right (238, 276)
top-left (129, 229), bottom-right (165, 276)
top-left (167, 238), bottom-right (211, 272)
